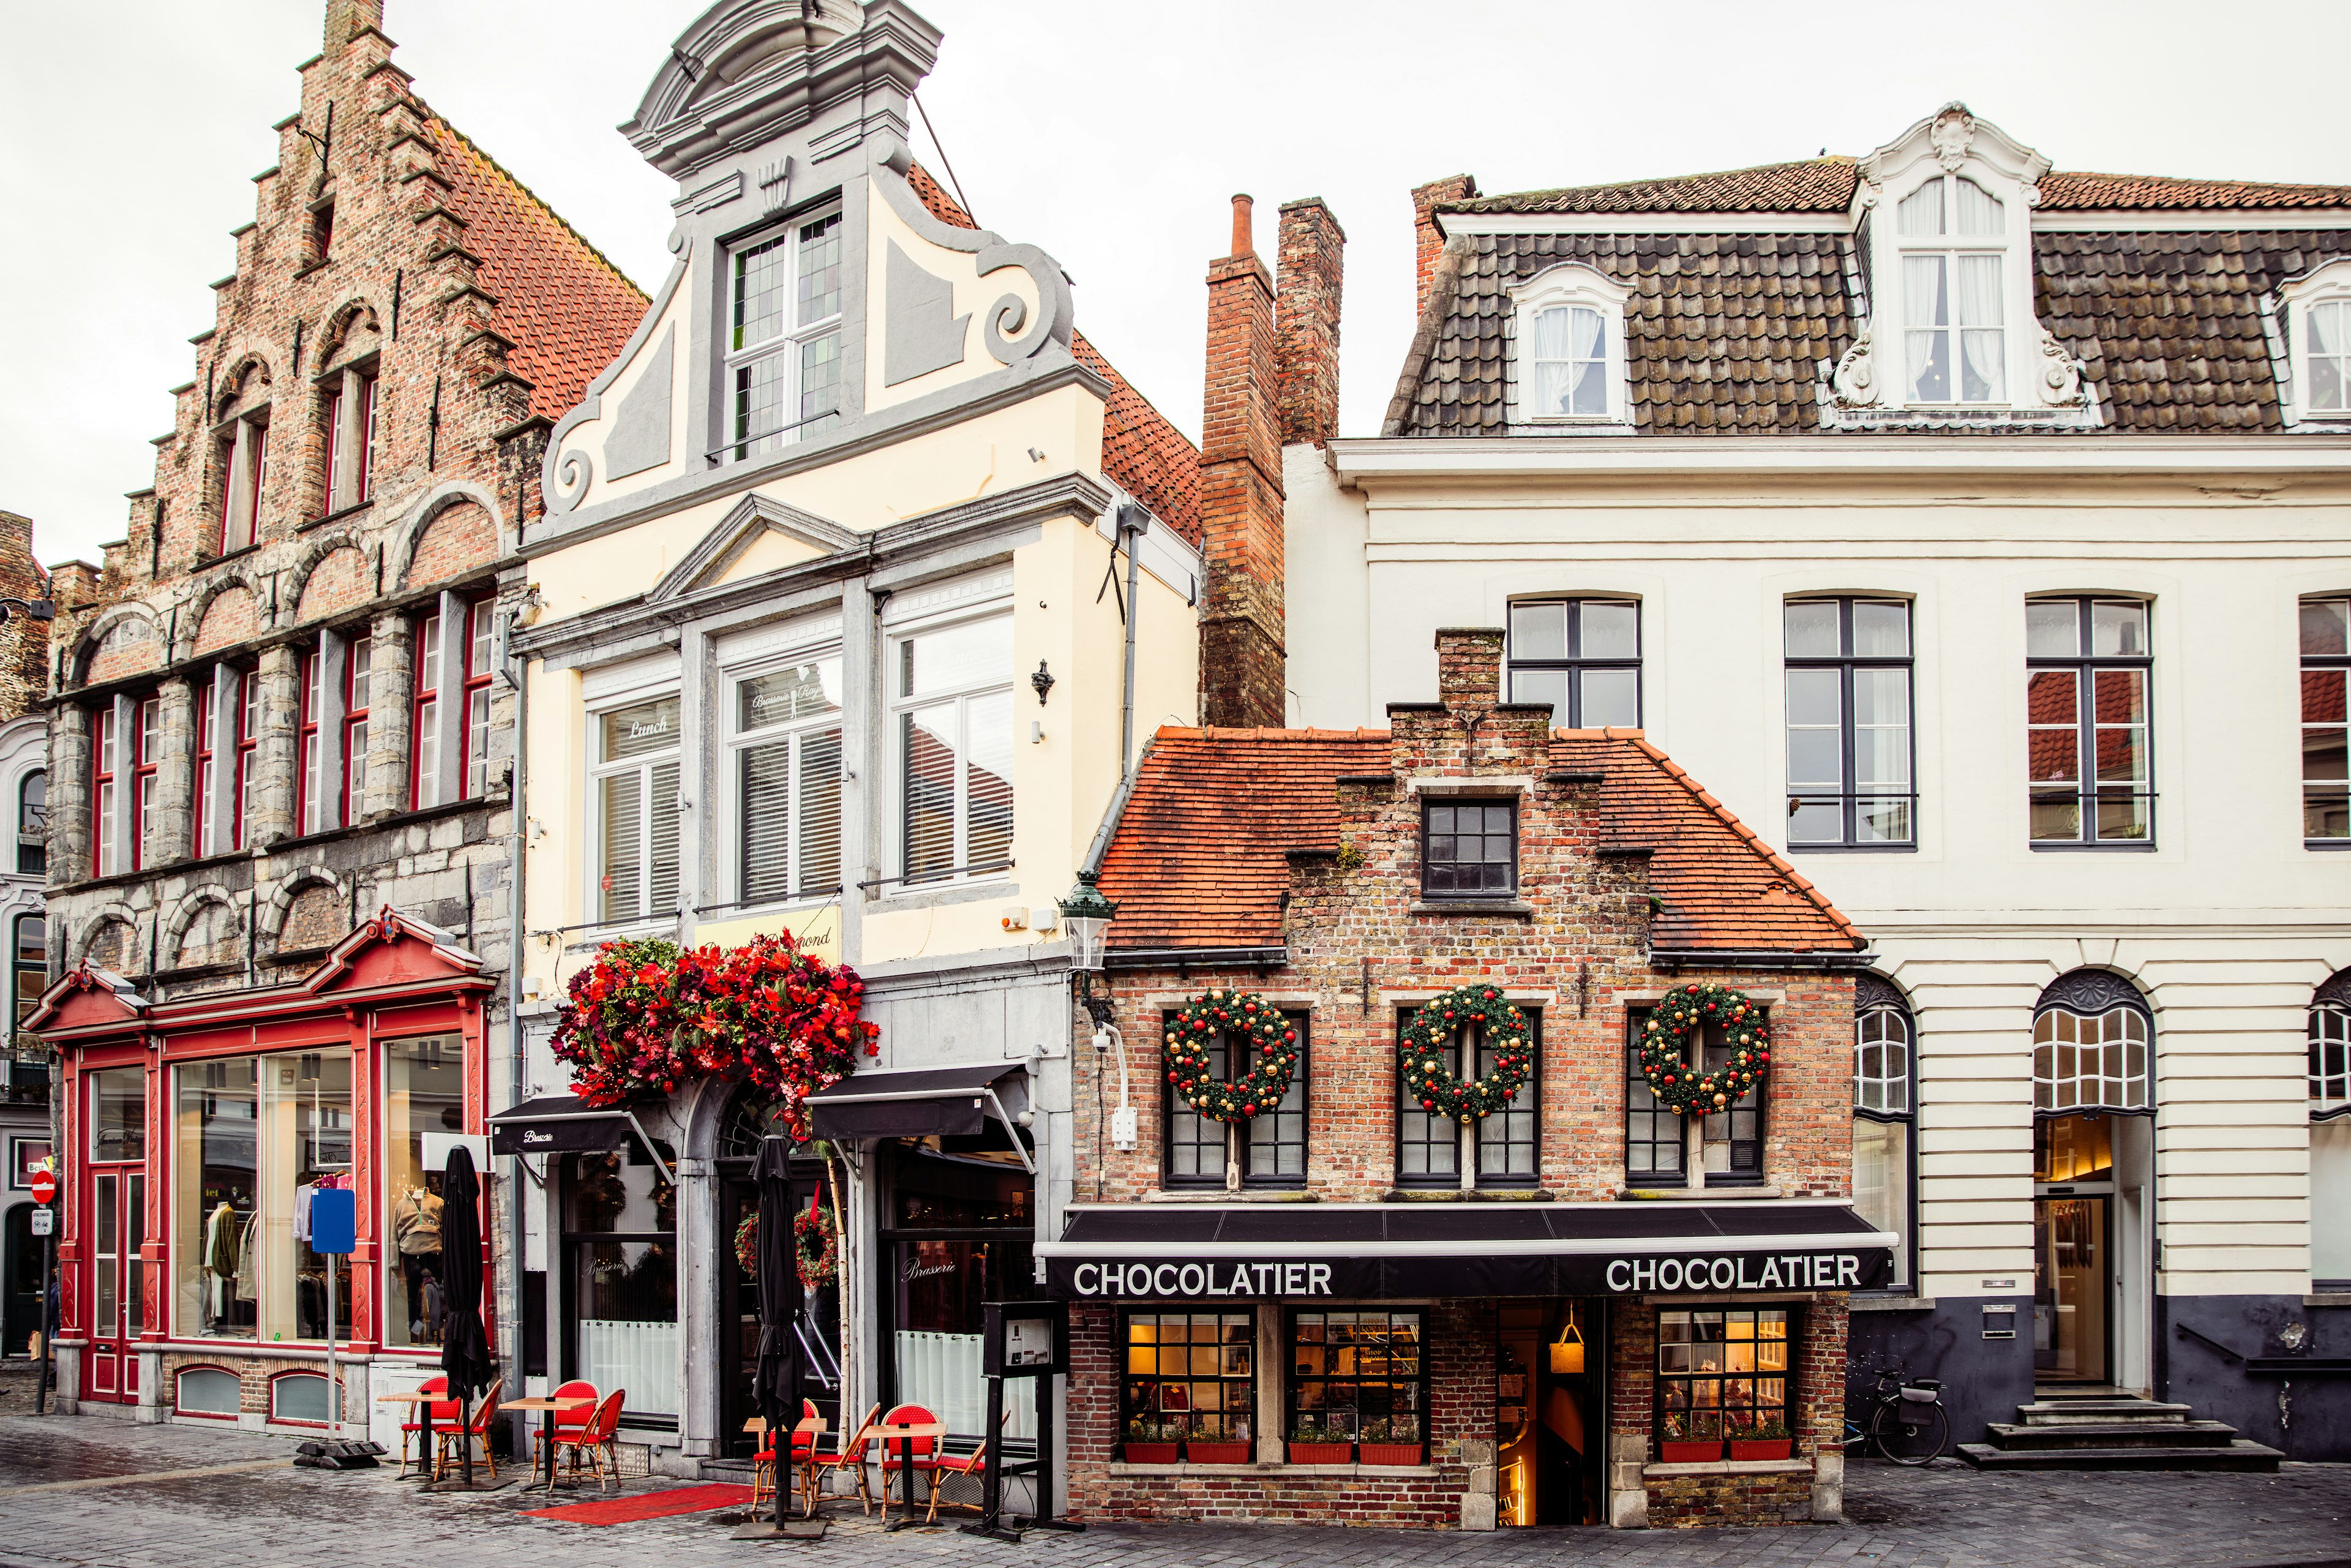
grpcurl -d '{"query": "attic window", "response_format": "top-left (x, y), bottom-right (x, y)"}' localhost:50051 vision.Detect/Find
top-left (2303, 298), bottom-right (2350, 415)
top-left (1510, 264), bottom-right (1631, 427)
top-left (1896, 176), bottom-right (2006, 405)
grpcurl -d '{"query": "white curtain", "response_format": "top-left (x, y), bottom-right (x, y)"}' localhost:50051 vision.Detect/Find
top-left (1954, 178), bottom-right (2005, 236)
top-left (579, 1318), bottom-right (679, 1417)
top-left (1903, 256), bottom-right (1948, 401)
top-left (895, 1330), bottom-right (1036, 1442)
top-left (1955, 255), bottom-right (2005, 401)
top-left (1530, 307), bottom-right (1575, 415)
top-left (1897, 179), bottom-right (1944, 236)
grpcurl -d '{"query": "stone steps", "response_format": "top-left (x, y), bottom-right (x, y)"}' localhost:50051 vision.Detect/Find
top-left (2014, 1398), bottom-right (2195, 1425)
top-left (1957, 1438), bottom-right (2284, 1472)
top-left (1982, 1419), bottom-right (2240, 1449)
top-left (1959, 1392), bottom-right (2279, 1473)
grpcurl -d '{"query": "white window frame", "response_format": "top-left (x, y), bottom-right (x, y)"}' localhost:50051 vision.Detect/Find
top-left (886, 601), bottom-right (1016, 891)
top-left (585, 685), bottom-right (683, 930)
top-left (1891, 173), bottom-right (2009, 407)
top-left (2032, 1004), bottom-right (2151, 1112)
top-left (1507, 263), bottom-right (1632, 429)
top-left (2283, 260), bottom-right (2351, 425)
top-left (721, 206), bottom-right (846, 464)
top-left (724, 645), bottom-right (846, 912)
top-left (2314, 999), bottom-right (2350, 1116)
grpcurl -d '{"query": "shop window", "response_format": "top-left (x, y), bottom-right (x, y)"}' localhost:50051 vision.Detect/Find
top-left (1395, 1005), bottom-right (1537, 1187)
top-left (1854, 975), bottom-right (1915, 1291)
top-left (2312, 971), bottom-right (2351, 1288)
top-left (1506, 598), bottom-right (1640, 727)
top-left (892, 612), bottom-right (1014, 887)
top-left (2032, 970), bottom-right (2151, 1112)
top-left (563, 1147), bottom-right (678, 1418)
top-left (1288, 1308), bottom-right (1425, 1455)
top-left (175, 1366), bottom-right (241, 1418)
top-left (590, 693), bottom-right (681, 926)
top-left (1656, 1307), bottom-right (1790, 1453)
top-left (2027, 598), bottom-right (2153, 847)
top-left (2305, 597), bottom-right (2349, 843)
top-left (1421, 800), bottom-right (1517, 899)
top-left (89, 1067), bottom-right (146, 1163)
top-left (270, 1370), bottom-right (332, 1425)
top-left (1122, 1311), bottom-right (1254, 1452)
top-left (731, 656), bottom-right (844, 907)
top-left (1162, 1010), bottom-right (1309, 1190)
top-left (170, 1051), bottom-right (352, 1341)
top-left (881, 1147), bottom-right (1033, 1442)
top-left (384, 1035), bottom-right (465, 1349)
top-left (16, 769), bottom-right (43, 876)
top-left (1625, 1008), bottom-right (1765, 1186)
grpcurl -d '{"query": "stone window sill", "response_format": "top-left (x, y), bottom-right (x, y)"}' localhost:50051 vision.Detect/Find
top-left (1618, 1184), bottom-right (1783, 1201)
top-left (1408, 899), bottom-right (1533, 918)
top-left (1642, 1457), bottom-right (1812, 1479)
top-left (1146, 1188), bottom-right (1318, 1203)
top-left (2304, 1292), bottom-right (2351, 1308)
top-left (1850, 1294), bottom-right (1937, 1313)
top-left (1109, 1461), bottom-right (1439, 1479)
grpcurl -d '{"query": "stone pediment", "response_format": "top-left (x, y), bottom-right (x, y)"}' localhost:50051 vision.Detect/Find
top-left (650, 493), bottom-right (858, 602)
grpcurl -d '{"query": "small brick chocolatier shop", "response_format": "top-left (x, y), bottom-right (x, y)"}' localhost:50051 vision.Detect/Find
top-left (1045, 630), bottom-right (1892, 1530)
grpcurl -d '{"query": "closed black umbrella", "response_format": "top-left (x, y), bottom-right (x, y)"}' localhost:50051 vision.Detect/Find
top-left (750, 1135), bottom-right (804, 1526)
top-left (437, 1144), bottom-right (495, 1487)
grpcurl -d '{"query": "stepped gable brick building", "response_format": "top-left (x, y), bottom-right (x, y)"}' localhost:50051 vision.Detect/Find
top-left (32, 0), bottom-right (640, 1426)
top-left (1052, 629), bottom-right (1880, 1529)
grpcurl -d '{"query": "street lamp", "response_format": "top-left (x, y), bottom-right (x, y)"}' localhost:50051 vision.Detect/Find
top-left (1057, 869), bottom-right (1118, 974)
top-left (1059, 869), bottom-right (1136, 1154)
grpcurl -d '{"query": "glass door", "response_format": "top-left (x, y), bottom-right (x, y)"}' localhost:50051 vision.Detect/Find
top-left (2034, 1113), bottom-right (2114, 1384)
top-left (83, 1171), bottom-right (144, 1401)
top-left (1494, 1299), bottom-right (1600, 1526)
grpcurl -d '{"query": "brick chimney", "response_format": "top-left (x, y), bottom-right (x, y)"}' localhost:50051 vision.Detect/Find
top-left (326, 0), bottom-right (385, 48)
top-left (1411, 174), bottom-right (1477, 320)
top-left (1434, 626), bottom-right (1504, 710)
top-left (1275, 198), bottom-right (1344, 448)
top-left (1199, 194), bottom-right (1286, 730)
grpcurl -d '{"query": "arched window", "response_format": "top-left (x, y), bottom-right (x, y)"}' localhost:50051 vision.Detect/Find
top-left (1509, 264), bottom-right (1632, 426)
top-left (16, 770), bottom-right (44, 876)
top-left (2032, 970), bottom-right (2151, 1113)
top-left (1853, 973), bottom-right (1914, 1289)
top-left (1896, 174), bottom-right (2007, 404)
top-left (2312, 969), bottom-right (2351, 1288)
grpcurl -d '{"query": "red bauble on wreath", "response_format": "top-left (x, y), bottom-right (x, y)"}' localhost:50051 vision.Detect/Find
top-left (1162, 988), bottom-right (1300, 1124)
top-left (1638, 981), bottom-right (1771, 1116)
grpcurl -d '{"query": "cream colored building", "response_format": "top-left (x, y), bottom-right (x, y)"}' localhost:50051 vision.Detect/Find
top-left (1287, 107), bottom-right (2351, 1457)
top-left (501, 0), bottom-right (1201, 1472)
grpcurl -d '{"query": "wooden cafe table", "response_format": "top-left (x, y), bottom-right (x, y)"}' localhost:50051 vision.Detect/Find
top-left (506, 1393), bottom-right (601, 1493)
top-left (374, 1389), bottom-right (444, 1481)
top-left (872, 1420), bottom-right (947, 1531)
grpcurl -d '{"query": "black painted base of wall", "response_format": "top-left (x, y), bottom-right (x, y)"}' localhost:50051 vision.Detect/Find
top-left (1850, 1292), bottom-right (2351, 1461)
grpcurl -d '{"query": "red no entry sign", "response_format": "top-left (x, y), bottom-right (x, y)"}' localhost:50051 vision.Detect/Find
top-left (28, 1168), bottom-right (56, 1205)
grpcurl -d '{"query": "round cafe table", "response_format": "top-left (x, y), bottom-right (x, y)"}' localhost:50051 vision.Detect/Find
top-left (505, 1394), bottom-right (601, 1493)
top-left (375, 1390), bottom-right (445, 1482)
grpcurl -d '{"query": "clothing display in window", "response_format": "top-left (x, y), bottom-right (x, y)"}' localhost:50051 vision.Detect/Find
top-left (394, 1186), bottom-right (446, 1344)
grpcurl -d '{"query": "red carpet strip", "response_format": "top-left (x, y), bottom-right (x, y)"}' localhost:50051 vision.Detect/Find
top-left (522, 1482), bottom-right (753, 1525)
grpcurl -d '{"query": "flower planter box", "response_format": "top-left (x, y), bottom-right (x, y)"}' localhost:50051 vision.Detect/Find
top-left (1122, 1442), bottom-right (1181, 1465)
top-left (1729, 1438), bottom-right (1792, 1461)
top-left (1287, 1441), bottom-right (1354, 1465)
top-left (1660, 1441), bottom-right (1723, 1464)
top-left (1185, 1441), bottom-right (1253, 1465)
top-left (1357, 1442), bottom-right (1424, 1467)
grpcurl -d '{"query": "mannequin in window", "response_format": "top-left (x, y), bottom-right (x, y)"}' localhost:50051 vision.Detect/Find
top-left (203, 1199), bottom-right (239, 1330)
top-left (394, 1177), bottom-right (446, 1342)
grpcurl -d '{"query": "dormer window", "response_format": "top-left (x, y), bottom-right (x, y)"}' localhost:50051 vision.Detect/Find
top-left (1897, 175), bottom-right (2006, 404)
top-left (1510, 264), bottom-right (1630, 427)
top-left (2283, 261), bottom-right (2351, 424)
top-left (725, 209), bottom-right (844, 463)
top-left (2312, 302), bottom-right (2349, 412)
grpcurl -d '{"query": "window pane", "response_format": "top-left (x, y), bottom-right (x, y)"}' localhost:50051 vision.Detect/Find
top-left (799, 729), bottom-right (842, 896)
top-left (599, 771), bottom-right (642, 922)
top-left (2091, 601), bottom-right (2147, 657)
top-left (1856, 798), bottom-right (1913, 843)
top-left (901, 615), bottom-right (1013, 699)
top-left (800, 331), bottom-right (842, 434)
top-left (1788, 800), bottom-right (1843, 843)
top-left (648, 759), bottom-right (681, 918)
top-left (733, 353), bottom-right (787, 458)
top-left (1897, 179), bottom-right (1944, 236)
top-left (902, 707), bottom-right (959, 880)
top-left (1853, 600), bottom-right (1910, 658)
top-left (1510, 667), bottom-right (1567, 719)
top-left (1509, 602), bottom-right (1565, 661)
top-left (2027, 600), bottom-right (2079, 657)
top-left (2096, 788), bottom-right (2149, 841)
top-left (738, 659), bottom-right (841, 730)
top-left (600, 697), bottom-right (679, 763)
top-left (1783, 601), bottom-right (1839, 658)
top-left (967, 691), bottom-right (1015, 869)
top-left (2027, 672), bottom-right (2080, 783)
top-left (2093, 670), bottom-right (2147, 781)
top-left (2030, 795), bottom-right (2081, 842)
top-left (732, 234), bottom-right (787, 350)
top-left (2303, 599), bottom-right (2350, 658)
top-left (1954, 178), bottom-right (2004, 234)
top-left (739, 738), bottom-right (793, 905)
top-left (1579, 668), bottom-right (1639, 729)
top-left (1579, 602), bottom-right (1639, 659)
top-left (1854, 670), bottom-right (1911, 789)
top-left (91, 1067), bottom-right (146, 1162)
top-left (383, 1034), bottom-right (464, 1349)
top-left (796, 212), bottom-right (842, 325)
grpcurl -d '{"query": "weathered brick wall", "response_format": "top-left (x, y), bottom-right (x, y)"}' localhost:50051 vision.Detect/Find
top-left (1411, 176), bottom-right (1477, 321)
top-left (1198, 195), bottom-right (1285, 730)
top-left (1274, 200), bottom-right (1343, 449)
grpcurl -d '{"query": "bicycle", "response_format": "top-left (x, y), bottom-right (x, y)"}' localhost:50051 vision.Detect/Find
top-left (1842, 1364), bottom-right (1950, 1465)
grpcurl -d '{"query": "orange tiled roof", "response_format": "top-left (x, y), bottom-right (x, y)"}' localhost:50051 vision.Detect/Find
top-left (1097, 727), bottom-right (1861, 957)
top-left (430, 118), bottom-right (650, 424)
top-left (904, 163), bottom-right (1202, 547)
top-left (2036, 170), bottom-right (2351, 210)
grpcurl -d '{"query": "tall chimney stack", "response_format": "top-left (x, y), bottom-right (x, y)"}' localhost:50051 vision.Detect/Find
top-left (1198, 194), bottom-right (1286, 730)
top-left (1411, 174), bottom-right (1477, 320)
top-left (1275, 198), bottom-right (1345, 448)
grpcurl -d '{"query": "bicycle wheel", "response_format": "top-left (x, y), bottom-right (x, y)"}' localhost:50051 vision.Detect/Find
top-left (1872, 1397), bottom-right (1949, 1465)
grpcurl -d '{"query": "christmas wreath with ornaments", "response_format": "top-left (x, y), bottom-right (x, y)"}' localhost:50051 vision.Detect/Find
top-left (1399, 985), bottom-right (1534, 1123)
top-left (1162, 989), bottom-right (1300, 1123)
top-left (733, 1207), bottom-right (842, 1291)
top-left (1638, 981), bottom-right (1770, 1115)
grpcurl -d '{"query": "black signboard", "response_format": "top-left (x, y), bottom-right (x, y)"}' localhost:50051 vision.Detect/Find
top-left (982, 1299), bottom-right (1067, 1378)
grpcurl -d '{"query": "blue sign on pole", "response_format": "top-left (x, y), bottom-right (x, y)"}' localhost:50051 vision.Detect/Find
top-left (312, 1188), bottom-right (358, 1255)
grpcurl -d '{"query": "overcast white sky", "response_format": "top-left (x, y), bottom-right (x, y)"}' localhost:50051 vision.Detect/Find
top-left (5, 0), bottom-right (2349, 568)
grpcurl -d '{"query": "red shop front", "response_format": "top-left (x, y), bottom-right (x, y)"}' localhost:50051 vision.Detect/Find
top-left (26, 909), bottom-right (493, 1428)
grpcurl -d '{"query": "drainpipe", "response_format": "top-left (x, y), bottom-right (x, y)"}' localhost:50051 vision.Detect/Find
top-left (1081, 503), bottom-right (1150, 877)
top-left (501, 605), bottom-right (530, 1453)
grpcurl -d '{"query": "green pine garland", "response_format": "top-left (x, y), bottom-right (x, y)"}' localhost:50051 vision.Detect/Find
top-left (1639, 981), bottom-right (1771, 1116)
top-left (1162, 989), bottom-right (1301, 1124)
top-left (1399, 985), bottom-right (1534, 1124)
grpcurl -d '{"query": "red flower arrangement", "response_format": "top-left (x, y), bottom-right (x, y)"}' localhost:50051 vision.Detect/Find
top-left (552, 931), bottom-right (880, 1133)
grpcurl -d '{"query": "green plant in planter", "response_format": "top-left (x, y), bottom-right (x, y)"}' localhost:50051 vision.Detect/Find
top-left (1289, 1420), bottom-right (1347, 1445)
top-left (1660, 1410), bottom-right (1687, 1441)
top-left (1744, 1416), bottom-right (1790, 1442)
top-left (1124, 1419), bottom-right (1180, 1444)
top-left (1360, 1417), bottom-right (1421, 1444)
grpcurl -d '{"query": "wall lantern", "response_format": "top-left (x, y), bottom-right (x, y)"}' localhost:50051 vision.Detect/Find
top-left (1057, 869), bottom-right (1119, 973)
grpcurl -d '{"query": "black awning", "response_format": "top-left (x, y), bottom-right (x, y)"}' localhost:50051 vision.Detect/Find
top-left (489, 1095), bottom-right (636, 1157)
top-left (1038, 1200), bottom-right (1895, 1301)
top-left (804, 1062), bottom-right (1027, 1142)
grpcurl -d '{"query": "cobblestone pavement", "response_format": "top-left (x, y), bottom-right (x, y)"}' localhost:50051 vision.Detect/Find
top-left (0, 1410), bottom-right (2344, 1568)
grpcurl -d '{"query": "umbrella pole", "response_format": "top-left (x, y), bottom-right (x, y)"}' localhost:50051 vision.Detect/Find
top-left (459, 1395), bottom-right (474, 1486)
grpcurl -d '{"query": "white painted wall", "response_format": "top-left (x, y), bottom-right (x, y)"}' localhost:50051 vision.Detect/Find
top-left (1289, 438), bottom-right (2351, 1305)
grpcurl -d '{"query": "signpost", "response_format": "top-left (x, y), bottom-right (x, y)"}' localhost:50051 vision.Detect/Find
top-left (28, 1162), bottom-right (54, 1416)
top-left (961, 1300), bottom-right (1081, 1544)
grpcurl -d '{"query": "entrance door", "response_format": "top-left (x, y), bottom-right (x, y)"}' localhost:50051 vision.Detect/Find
top-left (2034, 1113), bottom-right (2117, 1384)
top-left (3, 1204), bottom-right (39, 1356)
top-left (1495, 1299), bottom-right (1600, 1526)
top-left (81, 1170), bottom-right (144, 1402)
top-left (718, 1174), bottom-right (844, 1457)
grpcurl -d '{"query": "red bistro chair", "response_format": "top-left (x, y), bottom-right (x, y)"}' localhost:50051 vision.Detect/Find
top-left (552, 1390), bottom-right (627, 1491)
top-left (808, 1403), bottom-right (881, 1515)
top-left (877, 1403), bottom-right (942, 1518)
top-left (432, 1377), bottom-right (505, 1482)
top-left (530, 1379), bottom-right (600, 1474)
top-left (396, 1376), bottom-right (457, 1479)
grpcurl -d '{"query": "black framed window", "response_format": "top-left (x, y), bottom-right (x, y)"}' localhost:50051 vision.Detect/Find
top-left (1422, 799), bottom-right (1517, 899)
top-left (1853, 975), bottom-right (1915, 1291)
top-left (1506, 599), bottom-right (1640, 727)
top-left (1395, 1007), bottom-right (1538, 1187)
top-left (17, 770), bottom-right (43, 876)
top-left (2027, 597), bottom-right (2152, 847)
top-left (1784, 598), bottom-right (1914, 848)
top-left (1627, 1008), bottom-right (1766, 1186)
top-left (1122, 1310), bottom-right (1255, 1448)
top-left (560, 1146), bottom-right (678, 1421)
top-left (1288, 1308), bottom-right (1426, 1451)
top-left (1161, 1010), bottom-right (1308, 1188)
top-left (1655, 1307), bottom-right (1790, 1451)
top-left (2304, 597), bottom-right (2348, 844)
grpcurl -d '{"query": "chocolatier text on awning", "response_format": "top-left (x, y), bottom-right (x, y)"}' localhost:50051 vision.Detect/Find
top-left (1038, 1199), bottom-right (1895, 1300)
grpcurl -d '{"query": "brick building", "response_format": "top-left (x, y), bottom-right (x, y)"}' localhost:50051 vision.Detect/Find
top-left (1046, 628), bottom-right (1886, 1529)
top-left (29, 0), bottom-right (641, 1429)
